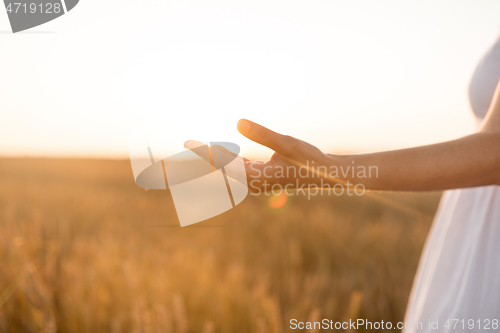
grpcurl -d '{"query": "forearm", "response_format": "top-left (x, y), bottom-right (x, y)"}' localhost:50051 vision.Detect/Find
top-left (329, 131), bottom-right (500, 191)
top-left (236, 79), bottom-right (500, 192)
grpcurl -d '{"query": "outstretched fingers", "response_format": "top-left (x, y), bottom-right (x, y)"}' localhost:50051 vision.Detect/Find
top-left (183, 140), bottom-right (246, 167)
top-left (237, 119), bottom-right (295, 154)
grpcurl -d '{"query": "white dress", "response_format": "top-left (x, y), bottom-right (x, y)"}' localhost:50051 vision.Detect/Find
top-left (403, 37), bottom-right (500, 332)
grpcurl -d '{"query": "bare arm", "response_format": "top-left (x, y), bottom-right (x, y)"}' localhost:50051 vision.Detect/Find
top-left (231, 80), bottom-right (500, 192)
top-left (334, 130), bottom-right (500, 191)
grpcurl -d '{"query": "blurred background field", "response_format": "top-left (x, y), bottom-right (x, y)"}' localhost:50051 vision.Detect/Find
top-left (0, 158), bottom-right (441, 333)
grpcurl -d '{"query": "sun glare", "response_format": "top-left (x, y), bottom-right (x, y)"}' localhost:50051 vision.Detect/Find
top-left (268, 192), bottom-right (289, 209)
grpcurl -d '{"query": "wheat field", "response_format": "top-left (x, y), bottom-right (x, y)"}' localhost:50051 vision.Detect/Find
top-left (0, 158), bottom-right (441, 332)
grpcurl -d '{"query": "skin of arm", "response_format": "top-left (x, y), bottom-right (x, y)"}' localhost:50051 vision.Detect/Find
top-left (223, 80), bottom-right (500, 192)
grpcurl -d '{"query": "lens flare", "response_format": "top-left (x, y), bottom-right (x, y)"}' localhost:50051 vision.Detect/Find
top-left (268, 192), bottom-right (288, 209)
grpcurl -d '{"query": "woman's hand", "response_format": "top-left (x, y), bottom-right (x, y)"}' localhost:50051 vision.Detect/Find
top-left (185, 120), bottom-right (337, 193)
top-left (235, 119), bottom-right (332, 183)
top-left (187, 78), bottom-right (500, 194)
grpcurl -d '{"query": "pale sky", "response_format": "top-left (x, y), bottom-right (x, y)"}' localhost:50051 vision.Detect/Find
top-left (0, 0), bottom-right (499, 159)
